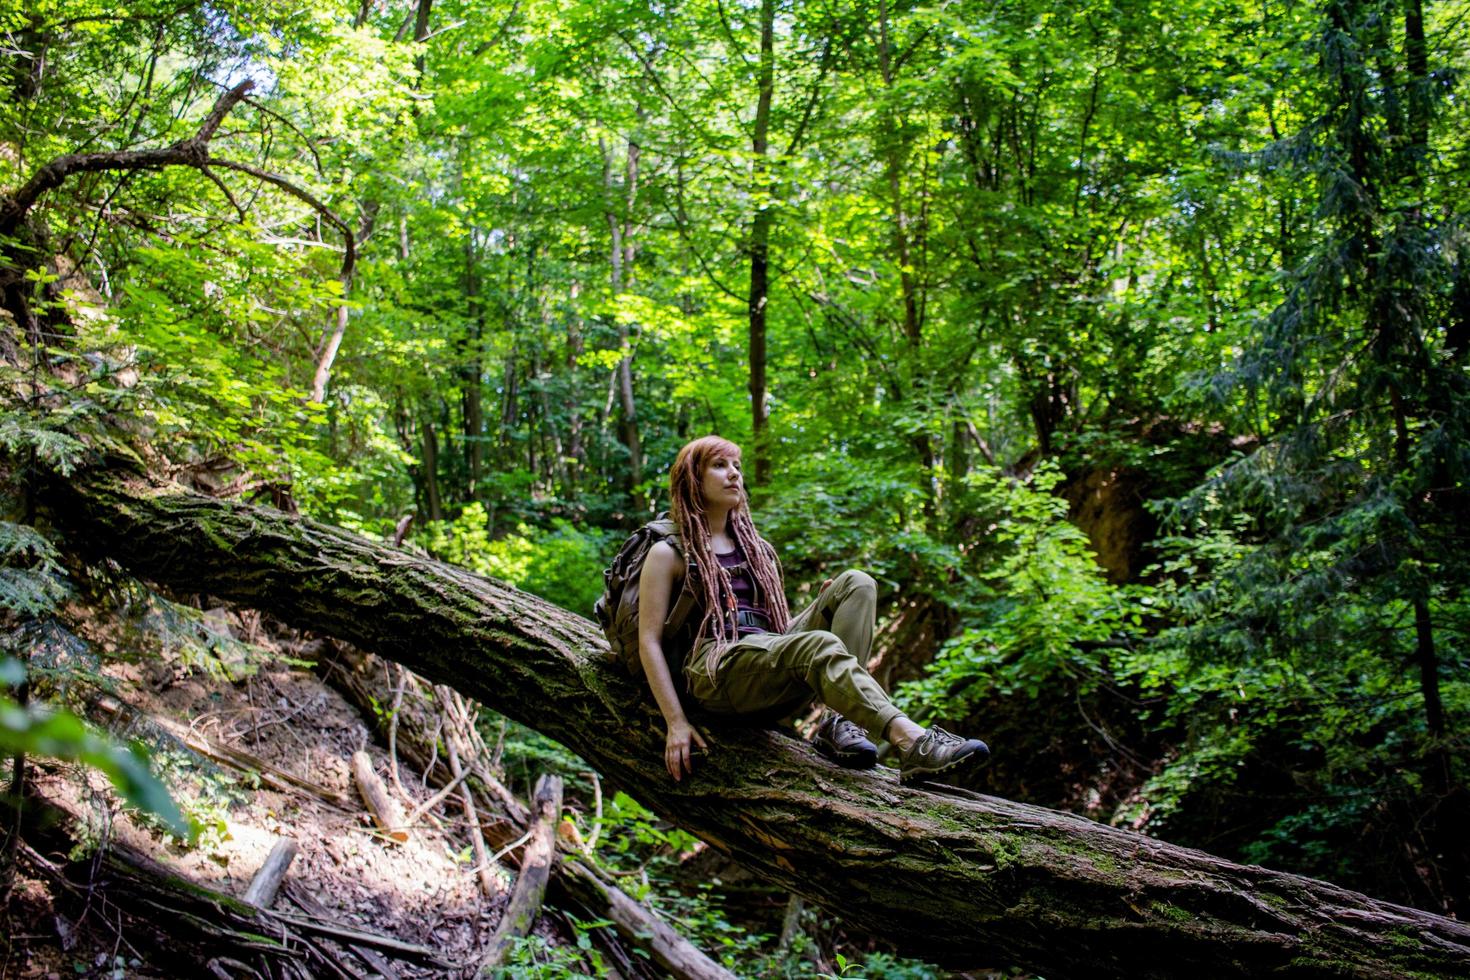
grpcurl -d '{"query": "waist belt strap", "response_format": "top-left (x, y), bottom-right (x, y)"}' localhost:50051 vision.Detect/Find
top-left (734, 608), bottom-right (772, 632)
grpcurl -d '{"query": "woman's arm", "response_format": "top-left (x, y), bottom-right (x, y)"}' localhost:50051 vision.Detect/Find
top-left (637, 541), bottom-right (707, 781)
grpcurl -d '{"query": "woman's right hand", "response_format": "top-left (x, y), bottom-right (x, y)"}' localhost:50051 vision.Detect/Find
top-left (664, 718), bottom-right (708, 782)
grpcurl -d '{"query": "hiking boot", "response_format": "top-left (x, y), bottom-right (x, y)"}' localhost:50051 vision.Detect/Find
top-left (897, 726), bottom-right (990, 785)
top-left (812, 711), bottom-right (878, 770)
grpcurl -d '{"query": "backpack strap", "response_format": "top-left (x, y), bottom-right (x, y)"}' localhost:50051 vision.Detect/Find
top-left (665, 581), bottom-right (698, 638)
top-left (645, 515), bottom-right (699, 640)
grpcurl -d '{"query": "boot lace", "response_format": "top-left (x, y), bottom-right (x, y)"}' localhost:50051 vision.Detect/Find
top-left (922, 726), bottom-right (966, 747)
top-left (824, 712), bottom-right (866, 745)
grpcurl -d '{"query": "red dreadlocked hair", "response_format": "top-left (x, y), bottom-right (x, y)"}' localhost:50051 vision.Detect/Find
top-left (668, 436), bottom-right (790, 678)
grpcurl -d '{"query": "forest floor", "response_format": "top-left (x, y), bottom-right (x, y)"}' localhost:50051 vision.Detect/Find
top-left (0, 605), bottom-right (563, 979)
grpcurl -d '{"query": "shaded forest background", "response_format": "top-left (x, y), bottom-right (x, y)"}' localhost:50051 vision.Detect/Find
top-left (2, 0), bottom-right (1469, 974)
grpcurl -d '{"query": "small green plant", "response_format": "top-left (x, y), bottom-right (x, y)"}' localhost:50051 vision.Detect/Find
top-left (135, 745), bottom-right (255, 852)
top-left (487, 926), bottom-right (608, 979)
top-left (898, 462), bottom-right (1149, 720)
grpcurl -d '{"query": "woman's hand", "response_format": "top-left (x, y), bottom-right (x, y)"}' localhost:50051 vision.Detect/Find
top-left (664, 718), bottom-right (708, 782)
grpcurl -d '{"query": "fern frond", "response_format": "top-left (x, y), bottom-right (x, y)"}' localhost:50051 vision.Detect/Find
top-left (0, 521), bottom-right (71, 617)
top-left (0, 520), bottom-right (61, 563)
top-left (0, 411), bottom-right (87, 475)
top-left (0, 567), bottom-right (70, 618)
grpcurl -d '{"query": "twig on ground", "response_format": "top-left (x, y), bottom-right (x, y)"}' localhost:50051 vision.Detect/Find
top-left (350, 750), bottom-right (408, 842)
top-left (386, 661), bottom-right (410, 801)
top-left (435, 686), bottom-right (501, 898)
top-left (402, 759), bottom-right (473, 828)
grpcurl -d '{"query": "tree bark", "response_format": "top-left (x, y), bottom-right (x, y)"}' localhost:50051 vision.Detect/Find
top-left (46, 470), bottom-right (1470, 979)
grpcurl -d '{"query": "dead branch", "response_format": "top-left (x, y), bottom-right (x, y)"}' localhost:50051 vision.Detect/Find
top-left (436, 685), bottom-right (502, 898)
top-left (480, 773), bottom-right (564, 971)
top-left (350, 750), bottom-right (409, 843)
top-left (243, 837), bottom-right (299, 908)
top-left (321, 644), bottom-right (737, 980)
top-left (10, 790), bottom-right (339, 977)
top-left (93, 695), bottom-right (356, 811)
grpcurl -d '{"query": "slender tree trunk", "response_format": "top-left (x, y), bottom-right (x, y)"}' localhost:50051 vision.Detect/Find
top-left (1384, 5), bottom-right (1465, 910)
top-left (566, 280), bottom-right (585, 493)
top-left (602, 138), bottom-right (644, 509)
top-left (876, 3), bottom-right (919, 348)
top-left (533, 348), bottom-right (568, 492)
top-left (412, 0), bottom-right (433, 73)
top-left (421, 417), bottom-right (443, 522)
top-left (1391, 386), bottom-right (1469, 916)
top-left (1404, 0), bottom-right (1429, 174)
top-left (876, 0), bottom-right (936, 514)
top-left (747, 0), bottom-right (776, 488)
top-left (48, 471), bottom-right (1470, 980)
top-left (463, 233), bottom-right (484, 499)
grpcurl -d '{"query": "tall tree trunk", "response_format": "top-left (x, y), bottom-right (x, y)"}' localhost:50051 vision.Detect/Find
top-left (876, 0), bottom-right (936, 513)
top-left (1391, 387), bottom-right (1469, 915)
top-left (876, 0), bottom-right (919, 349)
top-left (747, 0), bottom-right (776, 488)
top-left (412, 0), bottom-right (433, 73)
top-left (1382, 7), bottom-right (1465, 912)
top-left (1404, 0), bottom-right (1429, 177)
top-left (463, 233), bottom-right (484, 499)
top-left (48, 470), bottom-right (1470, 980)
top-left (421, 417), bottom-right (443, 522)
top-left (602, 138), bottom-right (644, 510)
top-left (533, 348), bottom-right (568, 492)
top-left (566, 280), bottom-right (585, 493)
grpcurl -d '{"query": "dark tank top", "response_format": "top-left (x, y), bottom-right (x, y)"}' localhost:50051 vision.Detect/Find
top-left (715, 539), bottom-right (768, 636)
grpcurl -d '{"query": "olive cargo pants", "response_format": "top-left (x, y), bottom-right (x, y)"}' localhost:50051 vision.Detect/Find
top-left (683, 569), bottom-right (903, 741)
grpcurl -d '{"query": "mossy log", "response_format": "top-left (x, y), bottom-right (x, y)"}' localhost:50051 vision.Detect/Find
top-left (49, 471), bottom-right (1470, 979)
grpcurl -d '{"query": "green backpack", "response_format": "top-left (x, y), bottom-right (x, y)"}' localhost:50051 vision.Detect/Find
top-left (593, 515), bottom-right (701, 685)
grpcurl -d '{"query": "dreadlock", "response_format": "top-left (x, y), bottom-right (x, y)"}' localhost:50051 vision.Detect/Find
top-left (668, 436), bottom-right (790, 679)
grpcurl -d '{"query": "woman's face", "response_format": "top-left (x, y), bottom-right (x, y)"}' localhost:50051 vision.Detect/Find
top-left (700, 453), bottom-right (744, 510)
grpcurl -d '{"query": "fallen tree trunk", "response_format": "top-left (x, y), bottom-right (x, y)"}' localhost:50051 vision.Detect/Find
top-left (49, 471), bottom-right (1470, 978)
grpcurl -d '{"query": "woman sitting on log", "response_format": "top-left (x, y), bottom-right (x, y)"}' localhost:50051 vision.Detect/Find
top-left (636, 435), bottom-right (990, 784)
